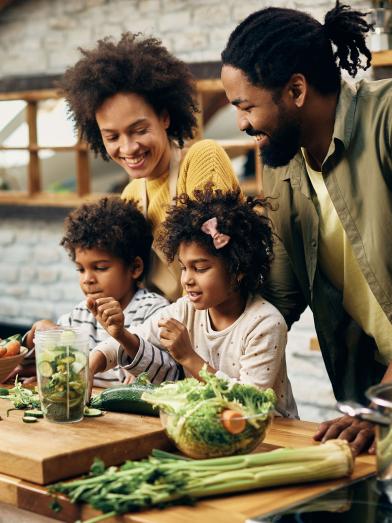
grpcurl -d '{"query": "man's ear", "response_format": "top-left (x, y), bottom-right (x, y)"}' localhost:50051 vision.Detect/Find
top-left (130, 256), bottom-right (144, 280)
top-left (161, 110), bottom-right (170, 130)
top-left (285, 73), bottom-right (307, 108)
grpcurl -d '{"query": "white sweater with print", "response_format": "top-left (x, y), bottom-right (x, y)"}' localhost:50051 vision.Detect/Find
top-left (94, 294), bottom-right (298, 417)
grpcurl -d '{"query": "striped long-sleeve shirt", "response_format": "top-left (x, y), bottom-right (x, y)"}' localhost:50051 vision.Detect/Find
top-left (57, 288), bottom-right (169, 387)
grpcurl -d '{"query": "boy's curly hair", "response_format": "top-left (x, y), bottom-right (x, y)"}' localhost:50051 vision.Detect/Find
top-left (61, 196), bottom-right (152, 280)
top-left (156, 185), bottom-right (273, 295)
top-left (60, 32), bottom-right (198, 159)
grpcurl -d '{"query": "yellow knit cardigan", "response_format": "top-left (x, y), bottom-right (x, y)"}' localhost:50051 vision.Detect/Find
top-left (121, 139), bottom-right (240, 301)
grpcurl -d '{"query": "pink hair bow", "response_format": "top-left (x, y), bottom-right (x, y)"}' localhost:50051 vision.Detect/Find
top-left (201, 217), bottom-right (231, 249)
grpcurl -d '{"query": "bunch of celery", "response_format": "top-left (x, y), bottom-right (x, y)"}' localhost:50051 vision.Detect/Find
top-left (50, 441), bottom-right (354, 523)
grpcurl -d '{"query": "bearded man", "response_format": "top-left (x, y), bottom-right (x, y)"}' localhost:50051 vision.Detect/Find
top-left (221, 2), bottom-right (392, 455)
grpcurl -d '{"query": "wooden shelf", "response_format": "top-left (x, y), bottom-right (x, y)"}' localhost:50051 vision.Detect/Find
top-left (372, 50), bottom-right (392, 67)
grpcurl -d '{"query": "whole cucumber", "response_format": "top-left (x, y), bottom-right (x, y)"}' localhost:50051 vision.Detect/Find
top-left (90, 384), bottom-right (159, 416)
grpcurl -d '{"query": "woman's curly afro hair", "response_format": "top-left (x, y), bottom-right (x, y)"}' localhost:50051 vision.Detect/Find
top-left (60, 32), bottom-right (198, 158)
top-left (156, 184), bottom-right (274, 295)
top-left (61, 196), bottom-right (153, 280)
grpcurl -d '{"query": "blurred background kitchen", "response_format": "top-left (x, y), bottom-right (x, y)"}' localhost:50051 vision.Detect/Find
top-left (0, 0), bottom-right (391, 421)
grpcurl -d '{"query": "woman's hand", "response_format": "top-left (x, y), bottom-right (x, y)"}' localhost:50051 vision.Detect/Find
top-left (87, 297), bottom-right (125, 340)
top-left (313, 415), bottom-right (375, 456)
top-left (158, 318), bottom-right (195, 365)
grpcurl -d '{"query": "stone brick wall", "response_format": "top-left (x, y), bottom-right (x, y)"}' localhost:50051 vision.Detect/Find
top-left (0, 0), bottom-right (371, 75)
top-left (0, 213), bottom-right (82, 328)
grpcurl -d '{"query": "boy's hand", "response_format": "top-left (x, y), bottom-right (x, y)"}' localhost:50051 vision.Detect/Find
top-left (25, 319), bottom-right (57, 349)
top-left (87, 297), bottom-right (125, 339)
top-left (87, 350), bottom-right (106, 400)
top-left (158, 318), bottom-right (195, 365)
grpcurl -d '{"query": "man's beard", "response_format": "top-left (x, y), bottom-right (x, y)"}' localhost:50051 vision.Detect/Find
top-left (248, 106), bottom-right (301, 168)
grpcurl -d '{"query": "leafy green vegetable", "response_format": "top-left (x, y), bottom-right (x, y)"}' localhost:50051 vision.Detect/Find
top-left (142, 367), bottom-right (276, 458)
top-left (0, 378), bottom-right (41, 410)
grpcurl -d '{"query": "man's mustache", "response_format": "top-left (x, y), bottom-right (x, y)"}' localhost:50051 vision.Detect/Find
top-left (245, 127), bottom-right (265, 137)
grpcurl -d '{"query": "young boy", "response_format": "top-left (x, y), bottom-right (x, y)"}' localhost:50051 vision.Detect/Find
top-left (22, 196), bottom-right (168, 387)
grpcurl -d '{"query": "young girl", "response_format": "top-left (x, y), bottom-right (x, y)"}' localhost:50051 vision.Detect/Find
top-left (61, 33), bottom-right (240, 301)
top-left (89, 186), bottom-right (297, 417)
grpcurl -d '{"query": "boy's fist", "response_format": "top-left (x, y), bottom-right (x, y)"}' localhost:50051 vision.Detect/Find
top-left (87, 297), bottom-right (125, 339)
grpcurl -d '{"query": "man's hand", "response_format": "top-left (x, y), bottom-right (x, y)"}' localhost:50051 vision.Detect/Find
top-left (87, 297), bottom-right (125, 339)
top-left (158, 318), bottom-right (195, 365)
top-left (313, 415), bottom-right (375, 456)
top-left (25, 319), bottom-right (57, 349)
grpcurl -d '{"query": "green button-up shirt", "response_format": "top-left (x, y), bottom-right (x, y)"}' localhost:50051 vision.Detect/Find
top-left (262, 78), bottom-right (392, 403)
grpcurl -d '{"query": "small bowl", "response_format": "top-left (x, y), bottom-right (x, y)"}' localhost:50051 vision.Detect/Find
top-left (0, 346), bottom-right (28, 383)
top-left (159, 408), bottom-right (272, 459)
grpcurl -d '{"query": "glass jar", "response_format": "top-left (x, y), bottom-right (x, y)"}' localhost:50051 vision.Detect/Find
top-left (34, 327), bottom-right (89, 423)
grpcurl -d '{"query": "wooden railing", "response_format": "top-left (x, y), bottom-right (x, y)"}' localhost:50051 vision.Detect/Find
top-left (0, 80), bottom-right (262, 206)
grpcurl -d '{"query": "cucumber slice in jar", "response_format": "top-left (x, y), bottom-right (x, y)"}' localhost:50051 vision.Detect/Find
top-left (38, 361), bottom-right (53, 378)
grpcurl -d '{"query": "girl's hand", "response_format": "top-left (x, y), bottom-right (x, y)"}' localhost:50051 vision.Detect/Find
top-left (158, 318), bottom-right (195, 365)
top-left (87, 297), bottom-right (125, 339)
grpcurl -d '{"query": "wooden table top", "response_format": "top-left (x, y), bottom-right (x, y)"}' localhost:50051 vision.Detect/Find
top-left (0, 418), bottom-right (376, 523)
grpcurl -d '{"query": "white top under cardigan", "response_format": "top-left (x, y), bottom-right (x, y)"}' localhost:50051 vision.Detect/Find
top-left (93, 294), bottom-right (298, 417)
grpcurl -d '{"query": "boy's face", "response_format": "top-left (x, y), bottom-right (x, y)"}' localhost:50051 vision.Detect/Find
top-left (178, 242), bottom-right (240, 313)
top-left (96, 92), bottom-right (171, 181)
top-left (75, 247), bottom-right (137, 310)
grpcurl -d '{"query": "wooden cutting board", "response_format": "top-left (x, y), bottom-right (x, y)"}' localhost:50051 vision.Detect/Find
top-left (0, 398), bottom-right (170, 485)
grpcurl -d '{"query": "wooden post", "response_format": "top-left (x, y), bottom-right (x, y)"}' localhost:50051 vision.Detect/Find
top-left (75, 143), bottom-right (90, 197)
top-left (193, 90), bottom-right (204, 142)
top-left (254, 146), bottom-right (263, 196)
top-left (26, 101), bottom-right (40, 194)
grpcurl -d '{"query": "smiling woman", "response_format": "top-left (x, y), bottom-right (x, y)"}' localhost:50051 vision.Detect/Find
top-left (61, 32), bottom-right (241, 301)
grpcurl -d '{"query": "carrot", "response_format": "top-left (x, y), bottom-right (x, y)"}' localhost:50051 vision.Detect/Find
top-left (5, 340), bottom-right (21, 357)
top-left (0, 347), bottom-right (6, 358)
top-left (221, 409), bottom-right (246, 434)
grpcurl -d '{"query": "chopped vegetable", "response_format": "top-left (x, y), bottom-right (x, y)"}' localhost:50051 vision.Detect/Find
top-left (90, 373), bottom-right (157, 416)
top-left (83, 407), bottom-right (103, 417)
top-left (142, 367), bottom-right (276, 458)
top-left (221, 409), bottom-right (246, 434)
top-left (50, 440), bottom-right (354, 523)
top-left (0, 378), bottom-right (41, 409)
top-left (37, 344), bottom-right (87, 423)
top-left (23, 415), bottom-right (38, 423)
top-left (5, 339), bottom-right (21, 356)
top-left (0, 334), bottom-right (22, 357)
top-left (25, 409), bottom-right (44, 418)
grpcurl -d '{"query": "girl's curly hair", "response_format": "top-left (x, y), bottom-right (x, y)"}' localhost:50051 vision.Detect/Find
top-left (156, 185), bottom-right (274, 295)
top-left (61, 196), bottom-right (152, 280)
top-left (60, 32), bottom-right (198, 158)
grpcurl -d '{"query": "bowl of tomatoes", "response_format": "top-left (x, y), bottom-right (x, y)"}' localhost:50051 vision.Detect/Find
top-left (0, 334), bottom-right (28, 383)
